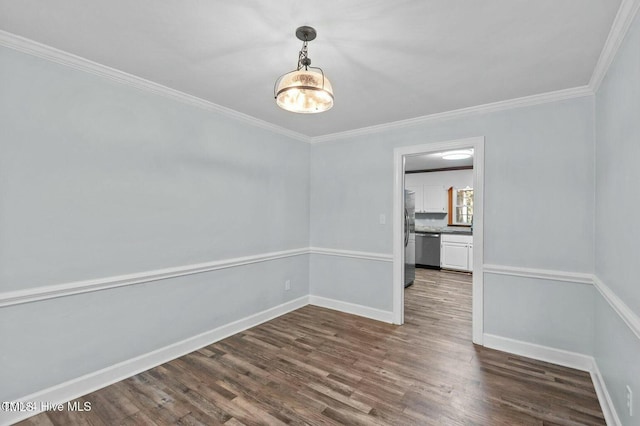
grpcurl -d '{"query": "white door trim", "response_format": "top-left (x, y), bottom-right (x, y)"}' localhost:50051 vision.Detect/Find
top-left (392, 136), bottom-right (485, 344)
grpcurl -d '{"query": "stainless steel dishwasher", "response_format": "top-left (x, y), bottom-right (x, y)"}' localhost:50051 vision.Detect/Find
top-left (415, 232), bottom-right (441, 268)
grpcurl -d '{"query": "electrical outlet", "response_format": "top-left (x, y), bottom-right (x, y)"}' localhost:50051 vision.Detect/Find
top-left (284, 279), bottom-right (291, 291)
top-left (627, 385), bottom-right (633, 417)
top-left (379, 214), bottom-right (386, 225)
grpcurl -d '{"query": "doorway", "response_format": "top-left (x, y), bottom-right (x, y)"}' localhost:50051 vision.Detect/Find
top-left (392, 137), bottom-right (484, 344)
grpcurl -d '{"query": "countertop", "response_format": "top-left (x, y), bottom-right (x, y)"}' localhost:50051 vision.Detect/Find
top-left (415, 226), bottom-right (472, 235)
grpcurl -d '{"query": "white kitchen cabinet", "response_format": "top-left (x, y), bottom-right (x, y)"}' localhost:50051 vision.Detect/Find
top-left (405, 186), bottom-right (423, 214)
top-left (441, 242), bottom-right (469, 270)
top-left (423, 185), bottom-right (447, 213)
top-left (405, 183), bottom-right (446, 213)
top-left (441, 234), bottom-right (473, 272)
top-left (405, 170), bottom-right (472, 214)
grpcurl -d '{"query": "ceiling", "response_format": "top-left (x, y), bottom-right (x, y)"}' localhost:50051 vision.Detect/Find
top-left (405, 150), bottom-right (473, 171)
top-left (0, 1), bottom-right (621, 138)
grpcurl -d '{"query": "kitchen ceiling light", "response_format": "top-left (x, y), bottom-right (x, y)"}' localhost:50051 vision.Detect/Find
top-left (442, 150), bottom-right (473, 160)
top-left (274, 26), bottom-right (334, 114)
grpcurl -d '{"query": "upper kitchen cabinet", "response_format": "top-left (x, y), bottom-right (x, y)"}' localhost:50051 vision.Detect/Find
top-left (422, 185), bottom-right (447, 213)
top-left (405, 174), bottom-right (447, 213)
top-left (405, 185), bottom-right (424, 213)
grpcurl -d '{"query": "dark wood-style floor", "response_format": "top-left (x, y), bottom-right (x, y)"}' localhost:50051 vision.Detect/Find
top-left (19, 269), bottom-right (605, 425)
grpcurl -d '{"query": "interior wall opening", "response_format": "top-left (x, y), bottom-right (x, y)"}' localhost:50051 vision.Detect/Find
top-left (393, 137), bottom-right (484, 344)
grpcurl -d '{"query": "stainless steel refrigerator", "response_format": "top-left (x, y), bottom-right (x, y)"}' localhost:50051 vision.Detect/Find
top-left (404, 189), bottom-right (416, 287)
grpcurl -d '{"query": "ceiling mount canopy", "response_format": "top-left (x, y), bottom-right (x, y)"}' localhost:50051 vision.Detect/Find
top-left (274, 26), bottom-right (334, 114)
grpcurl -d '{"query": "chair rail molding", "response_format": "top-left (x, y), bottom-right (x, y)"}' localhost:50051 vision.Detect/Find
top-left (483, 264), bottom-right (594, 285)
top-left (0, 248), bottom-right (309, 308)
top-left (309, 247), bottom-right (393, 262)
top-left (593, 275), bottom-right (640, 341)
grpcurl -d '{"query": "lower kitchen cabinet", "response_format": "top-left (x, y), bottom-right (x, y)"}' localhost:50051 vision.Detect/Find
top-left (441, 234), bottom-right (473, 272)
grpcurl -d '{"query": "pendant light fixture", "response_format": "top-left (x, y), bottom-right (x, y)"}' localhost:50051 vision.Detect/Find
top-left (274, 26), bottom-right (334, 113)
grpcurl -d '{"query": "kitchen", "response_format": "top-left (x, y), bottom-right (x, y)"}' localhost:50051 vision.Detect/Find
top-left (404, 149), bottom-right (474, 287)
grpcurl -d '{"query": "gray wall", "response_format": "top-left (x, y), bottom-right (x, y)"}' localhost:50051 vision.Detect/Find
top-left (594, 10), bottom-right (640, 424)
top-left (0, 46), bottom-right (310, 399)
top-left (310, 96), bottom-right (596, 351)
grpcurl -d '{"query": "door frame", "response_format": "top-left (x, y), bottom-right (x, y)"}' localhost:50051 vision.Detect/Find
top-left (392, 136), bottom-right (485, 344)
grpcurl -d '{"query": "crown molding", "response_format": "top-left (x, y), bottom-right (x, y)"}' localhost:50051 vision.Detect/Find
top-left (310, 86), bottom-right (593, 144)
top-left (589, 0), bottom-right (640, 93)
top-left (0, 30), bottom-right (311, 144)
top-left (6, 0), bottom-right (638, 147)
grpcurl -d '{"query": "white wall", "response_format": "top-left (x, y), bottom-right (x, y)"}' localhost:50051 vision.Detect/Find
top-left (594, 9), bottom-right (640, 424)
top-left (0, 46), bottom-right (310, 400)
top-left (310, 96), bottom-right (596, 352)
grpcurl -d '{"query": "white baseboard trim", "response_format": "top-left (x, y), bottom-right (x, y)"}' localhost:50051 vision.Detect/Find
top-left (0, 248), bottom-right (309, 308)
top-left (1, 296), bottom-right (309, 426)
top-left (590, 360), bottom-right (622, 426)
top-left (483, 333), bottom-right (594, 372)
top-left (309, 247), bottom-right (393, 262)
top-left (483, 333), bottom-right (621, 425)
top-left (308, 295), bottom-right (394, 323)
top-left (483, 264), bottom-right (594, 285)
top-left (483, 334), bottom-right (624, 425)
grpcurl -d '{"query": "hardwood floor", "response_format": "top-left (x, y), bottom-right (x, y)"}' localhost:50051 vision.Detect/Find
top-left (18, 268), bottom-right (605, 425)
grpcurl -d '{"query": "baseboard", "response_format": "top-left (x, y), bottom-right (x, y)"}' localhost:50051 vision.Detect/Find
top-left (483, 333), bottom-right (623, 426)
top-left (590, 360), bottom-right (622, 426)
top-left (308, 295), bottom-right (394, 323)
top-left (1, 296), bottom-right (309, 426)
top-left (483, 333), bottom-right (594, 372)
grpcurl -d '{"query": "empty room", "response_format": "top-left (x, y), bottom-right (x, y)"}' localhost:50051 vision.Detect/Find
top-left (1, 1), bottom-right (639, 425)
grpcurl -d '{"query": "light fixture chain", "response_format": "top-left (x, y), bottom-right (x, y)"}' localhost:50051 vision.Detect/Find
top-left (297, 40), bottom-right (309, 70)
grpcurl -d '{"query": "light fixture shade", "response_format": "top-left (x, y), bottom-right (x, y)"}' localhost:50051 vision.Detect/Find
top-left (275, 70), bottom-right (334, 113)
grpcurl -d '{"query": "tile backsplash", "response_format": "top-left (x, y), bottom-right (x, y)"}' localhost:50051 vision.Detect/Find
top-left (415, 212), bottom-right (449, 228)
